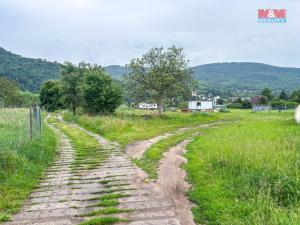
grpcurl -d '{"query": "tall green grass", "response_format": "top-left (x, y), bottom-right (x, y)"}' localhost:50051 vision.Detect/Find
top-left (0, 108), bottom-right (30, 151)
top-left (185, 110), bottom-right (300, 224)
top-left (63, 109), bottom-right (218, 147)
top-left (0, 108), bottom-right (57, 220)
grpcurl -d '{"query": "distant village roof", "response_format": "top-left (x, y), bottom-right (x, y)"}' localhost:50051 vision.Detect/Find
top-left (190, 95), bottom-right (200, 101)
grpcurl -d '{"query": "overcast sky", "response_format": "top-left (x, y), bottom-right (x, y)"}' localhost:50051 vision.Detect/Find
top-left (0, 0), bottom-right (299, 67)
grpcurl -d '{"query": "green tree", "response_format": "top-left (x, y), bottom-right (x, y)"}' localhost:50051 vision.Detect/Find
top-left (20, 91), bottom-right (39, 107)
top-left (0, 77), bottom-right (21, 107)
top-left (242, 100), bottom-right (252, 109)
top-left (178, 101), bottom-right (188, 109)
top-left (60, 62), bottom-right (84, 115)
top-left (278, 90), bottom-right (288, 101)
top-left (260, 88), bottom-right (273, 101)
top-left (124, 46), bottom-right (194, 115)
top-left (259, 96), bottom-right (268, 105)
top-left (40, 80), bottom-right (63, 111)
top-left (290, 90), bottom-right (300, 103)
top-left (82, 66), bottom-right (122, 114)
top-left (234, 97), bottom-right (243, 104)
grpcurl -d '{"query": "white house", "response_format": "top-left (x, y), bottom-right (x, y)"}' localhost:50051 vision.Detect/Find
top-left (188, 93), bottom-right (220, 111)
top-left (188, 100), bottom-right (215, 111)
top-left (138, 103), bottom-right (158, 110)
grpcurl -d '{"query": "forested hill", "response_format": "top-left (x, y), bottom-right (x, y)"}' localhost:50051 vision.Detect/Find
top-left (192, 62), bottom-right (300, 94)
top-left (1, 46), bottom-right (300, 94)
top-left (0, 47), bottom-right (127, 92)
top-left (105, 63), bottom-right (300, 94)
top-left (0, 47), bottom-right (60, 92)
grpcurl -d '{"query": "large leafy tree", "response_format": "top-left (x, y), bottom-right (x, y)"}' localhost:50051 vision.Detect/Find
top-left (60, 62), bottom-right (84, 115)
top-left (124, 46), bottom-right (194, 115)
top-left (40, 80), bottom-right (63, 111)
top-left (82, 66), bottom-right (122, 114)
top-left (20, 91), bottom-right (39, 107)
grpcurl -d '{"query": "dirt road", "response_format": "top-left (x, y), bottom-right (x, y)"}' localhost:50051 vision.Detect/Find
top-left (5, 118), bottom-right (186, 225)
top-left (125, 120), bottom-right (227, 159)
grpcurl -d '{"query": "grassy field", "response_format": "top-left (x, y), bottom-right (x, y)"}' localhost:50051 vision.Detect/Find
top-left (63, 109), bottom-right (219, 148)
top-left (185, 110), bottom-right (300, 225)
top-left (3, 107), bottom-right (297, 224)
top-left (0, 108), bottom-right (57, 222)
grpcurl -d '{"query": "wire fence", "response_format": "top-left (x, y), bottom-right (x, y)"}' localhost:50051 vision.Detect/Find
top-left (252, 105), bottom-right (298, 112)
top-left (0, 106), bottom-right (42, 152)
top-left (29, 106), bottom-right (42, 139)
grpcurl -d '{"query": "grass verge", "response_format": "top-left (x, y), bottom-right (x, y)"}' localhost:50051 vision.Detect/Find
top-left (185, 110), bottom-right (300, 225)
top-left (0, 110), bottom-right (57, 221)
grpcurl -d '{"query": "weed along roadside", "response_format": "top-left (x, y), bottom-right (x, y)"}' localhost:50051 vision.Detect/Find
top-left (0, 108), bottom-right (57, 223)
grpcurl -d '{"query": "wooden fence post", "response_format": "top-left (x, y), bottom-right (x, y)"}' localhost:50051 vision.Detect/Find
top-left (29, 107), bottom-right (32, 139)
top-left (39, 107), bottom-right (42, 136)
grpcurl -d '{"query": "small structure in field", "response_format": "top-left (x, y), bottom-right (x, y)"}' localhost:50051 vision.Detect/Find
top-left (188, 99), bottom-right (215, 111)
top-left (138, 103), bottom-right (158, 110)
top-left (188, 93), bottom-right (223, 111)
top-left (295, 105), bottom-right (300, 123)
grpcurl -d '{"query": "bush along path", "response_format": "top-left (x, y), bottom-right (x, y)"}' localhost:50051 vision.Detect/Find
top-left (5, 115), bottom-right (185, 225)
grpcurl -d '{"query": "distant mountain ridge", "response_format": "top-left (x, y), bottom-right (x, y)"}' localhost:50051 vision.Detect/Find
top-left (0, 47), bottom-right (60, 92)
top-left (105, 63), bottom-right (300, 94)
top-left (192, 62), bottom-right (300, 94)
top-left (104, 65), bottom-right (130, 79)
top-left (1, 47), bottom-right (300, 94)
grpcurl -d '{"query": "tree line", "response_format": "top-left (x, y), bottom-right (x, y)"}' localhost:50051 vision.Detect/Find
top-left (0, 77), bottom-right (38, 107)
top-left (5, 45), bottom-right (299, 114)
top-left (229, 88), bottom-right (300, 109)
top-left (41, 46), bottom-right (194, 115)
top-left (40, 62), bottom-right (122, 115)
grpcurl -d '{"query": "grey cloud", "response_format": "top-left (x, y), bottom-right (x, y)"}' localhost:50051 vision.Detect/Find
top-left (0, 0), bottom-right (299, 67)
